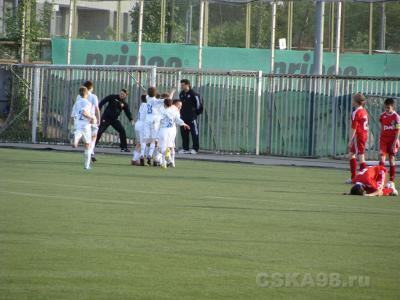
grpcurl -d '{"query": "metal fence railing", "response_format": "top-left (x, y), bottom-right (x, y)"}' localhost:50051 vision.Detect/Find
top-left (1, 64), bottom-right (400, 160)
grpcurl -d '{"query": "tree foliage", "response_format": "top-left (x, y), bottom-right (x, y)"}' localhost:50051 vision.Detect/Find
top-left (129, 1), bottom-right (400, 52)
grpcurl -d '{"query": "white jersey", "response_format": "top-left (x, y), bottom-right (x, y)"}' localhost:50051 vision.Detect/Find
top-left (138, 102), bottom-right (148, 123)
top-left (145, 96), bottom-right (164, 123)
top-left (88, 92), bottom-right (99, 117)
top-left (159, 106), bottom-right (185, 129)
top-left (71, 96), bottom-right (93, 130)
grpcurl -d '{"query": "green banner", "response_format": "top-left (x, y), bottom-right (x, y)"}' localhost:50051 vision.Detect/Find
top-left (52, 38), bottom-right (400, 77)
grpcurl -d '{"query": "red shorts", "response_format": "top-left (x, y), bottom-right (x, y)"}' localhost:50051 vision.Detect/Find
top-left (380, 137), bottom-right (399, 156)
top-left (365, 187), bottom-right (393, 196)
top-left (350, 134), bottom-right (367, 155)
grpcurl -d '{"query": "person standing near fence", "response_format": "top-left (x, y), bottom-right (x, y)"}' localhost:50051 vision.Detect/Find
top-left (95, 89), bottom-right (134, 153)
top-left (178, 79), bottom-right (203, 154)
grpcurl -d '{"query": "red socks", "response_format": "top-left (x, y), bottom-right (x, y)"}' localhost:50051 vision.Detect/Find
top-left (350, 158), bottom-right (357, 179)
top-left (382, 188), bottom-right (393, 196)
top-left (379, 161), bottom-right (385, 167)
top-left (390, 165), bottom-right (396, 182)
top-left (360, 162), bottom-right (367, 171)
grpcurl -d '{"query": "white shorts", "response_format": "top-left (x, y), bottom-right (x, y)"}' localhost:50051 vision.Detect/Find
top-left (143, 121), bottom-right (160, 141)
top-left (74, 127), bottom-right (91, 145)
top-left (134, 121), bottom-right (145, 143)
top-left (158, 127), bottom-right (176, 151)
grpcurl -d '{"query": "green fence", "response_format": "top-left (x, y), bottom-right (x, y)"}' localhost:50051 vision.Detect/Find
top-left (1, 64), bottom-right (399, 160)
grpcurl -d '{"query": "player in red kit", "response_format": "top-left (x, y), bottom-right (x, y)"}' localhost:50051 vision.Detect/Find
top-left (379, 97), bottom-right (400, 185)
top-left (346, 93), bottom-right (368, 183)
top-left (348, 166), bottom-right (398, 196)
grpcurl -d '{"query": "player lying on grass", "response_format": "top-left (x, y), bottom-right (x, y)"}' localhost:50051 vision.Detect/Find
top-left (347, 165), bottom-right (398, 196)
top-left (158, 98), bottom-right (190, 169)
top-left (378, 97), bottom-right (400, 184)
top-left (346, 93), bottom-right (368, 183)
top-left (70, 86), bottom-right (97, 170)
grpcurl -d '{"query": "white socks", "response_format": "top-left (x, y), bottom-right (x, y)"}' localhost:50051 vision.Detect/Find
top-left (140, 143), bottom-right (147, 157)
top-left (89, 140), bottom-right (96, 156)
top-left (132, 150), bottom-right (140, 161)
top-left (84, 149), bottom-right (91, 169)
top-left (148, 143), bottom-right (156, 158)
top-left (170, 148), bottom-right (175, 164)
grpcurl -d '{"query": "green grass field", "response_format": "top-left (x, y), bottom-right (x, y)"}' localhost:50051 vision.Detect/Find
top-left (0, 149), bottom-right (399, 300)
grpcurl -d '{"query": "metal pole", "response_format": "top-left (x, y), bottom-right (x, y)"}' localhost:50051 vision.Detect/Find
top-left (332, 1), bottom-right (342, 157)
top-left (245, 3), bottom-right (251, 48)
top-left (255, 70), bottom-right (262, 155)
top-left (368, 2), bottom-right (373, 55)
top-left (20, 0), bottom-right (26, 63)
top-left (66, 0), bottom-right (75, 65)
top-left (167, 0), bottom-right (175, 42)
top-left (185, 2), bottom-right (193, 44)
top-left (267, 1), bottom-right (277, 154)
top-left (287, 1), bottom-right (293, 50)
top-left (160, 0), bottom-right (166, 43)
top-left (188, 3), bottom-right (193, 43)
top-left (24, 0), bottom-right (31, 62)
top-left (329, 2), bottom-right (335, 52)
top-left (31, 67), bottom-right (40, 143)
top-left (340, 2), bottom-right (345, 52)
top-left (270, 1), bottom-right (277, 74)
top-left (203, 0), bottom-right (209, 47)
top-left (198, 0), bottom-right (205, 70)
top-left (313, 0), bottom-right (324, 75)
top-left (334, 1), bottom-right (342, 76)
top-left (379, 2), bottom-right (386, 50)
top-left (149, 65), bottom-right (157, 87)
top-left (116, 0), bottom-right (121, 41)
top-left (137, 0), bottom-right (144, 66)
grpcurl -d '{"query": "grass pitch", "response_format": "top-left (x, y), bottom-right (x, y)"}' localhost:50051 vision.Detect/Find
top-left (0, 149), bottom-right (399, 300)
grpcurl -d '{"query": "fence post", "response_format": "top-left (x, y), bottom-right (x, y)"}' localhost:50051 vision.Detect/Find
top-left (148, 66), bottom-right (157, 87)
top-left (266, 75), bottom-right (275, 154)
top-left (31, 67), bottom-right (40, 143)
top-left (255, 70), bottom-right (262, 155)
top-left (332, 78), bottom-right (339, 157)
top-left (177, 70), bottom-right (182, 92)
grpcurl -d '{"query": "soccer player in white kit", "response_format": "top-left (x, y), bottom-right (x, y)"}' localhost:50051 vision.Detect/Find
top-left (71, 86), bottom-right (97, 170)
top-left (166, 99), bottom-right (183, 167)
top-left (132, 94), bottom-right (148, 166)
top-left (82, 81), bottom-right (100, 162)
top-left (158, 98), bottom-right (190, 169)
top-left (142, 87), bottom-right (165, 165)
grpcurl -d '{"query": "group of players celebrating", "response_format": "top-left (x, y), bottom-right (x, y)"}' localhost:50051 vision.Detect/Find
top-left (346, 93), bottom-right (400, 197)
top-left (131, 87), bottom-right (190, 168)
top-left (70, 80), bottom-right (190, 170)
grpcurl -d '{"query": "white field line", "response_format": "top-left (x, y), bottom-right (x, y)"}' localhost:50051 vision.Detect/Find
top-left (0, 179), bottom-right (399, 215)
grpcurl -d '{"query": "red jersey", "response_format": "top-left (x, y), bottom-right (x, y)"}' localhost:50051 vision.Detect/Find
top-left (352, 107), bottom-right (368, 136)
top-left (352, 166), bottom-right (387, 191)
top-left (379, 111), bottom-right (400, 138)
